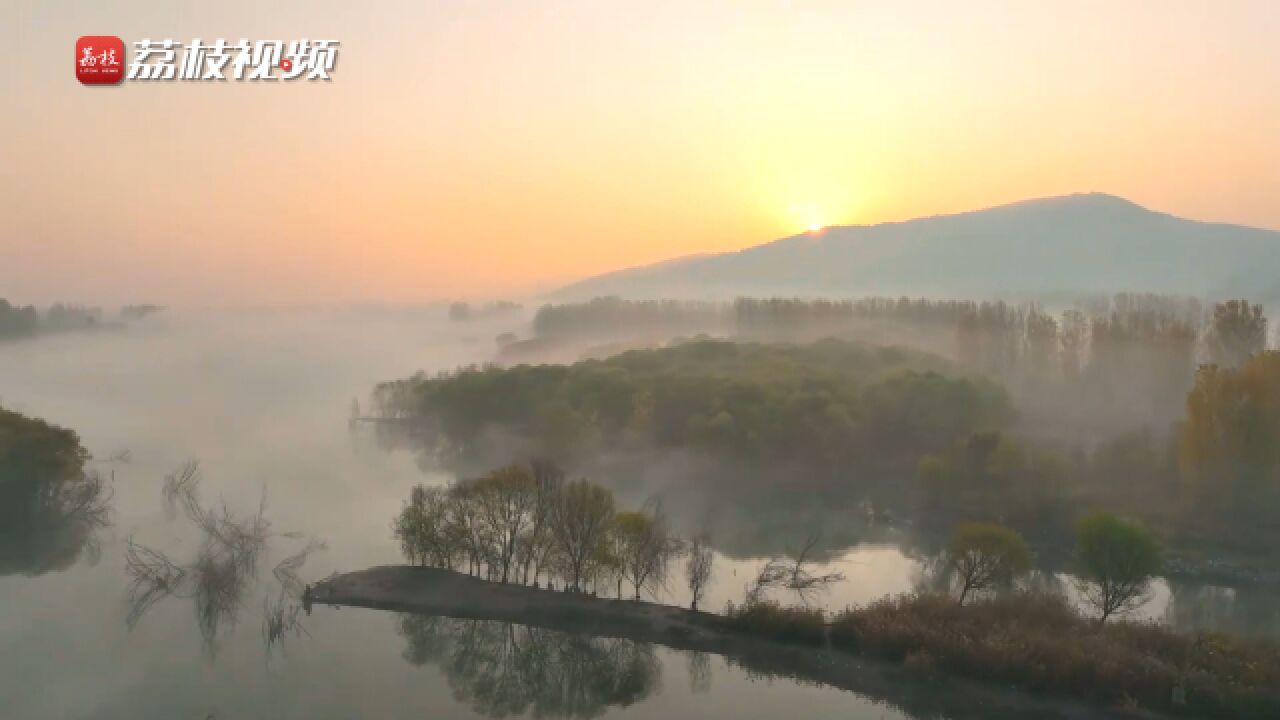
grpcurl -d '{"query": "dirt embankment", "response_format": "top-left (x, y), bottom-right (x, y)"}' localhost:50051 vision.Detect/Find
top-left (312, 566), bottom-right (1152, 720)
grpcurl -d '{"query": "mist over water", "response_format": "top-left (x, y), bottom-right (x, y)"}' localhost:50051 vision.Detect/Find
top-left (2, 306), bottom-right (1276, 719)
top-left (0, 309), bottom-right (923, 719)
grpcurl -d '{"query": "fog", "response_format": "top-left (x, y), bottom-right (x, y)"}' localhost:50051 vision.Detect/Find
top-left (0, 308), bottom-right (486, 568)
top-left (0, 306), bottom-right (967, 718)
top-left (3, 298), bottom-right (1279, 720)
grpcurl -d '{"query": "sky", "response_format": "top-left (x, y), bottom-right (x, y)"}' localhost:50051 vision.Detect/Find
top-left (2, 0), bottom-right (1279, 306)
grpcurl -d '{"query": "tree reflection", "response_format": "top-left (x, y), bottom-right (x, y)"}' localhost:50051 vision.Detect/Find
top-left (1165, 581), bottom-right (1280, 638)
top-left (124, 460), bottom-right (325, 656)
top-left (0, 408), bottom-right (113, 577)
top-left (397, 615), bottom-right (660, 719)
top-left (685, 650), bottom-right (712, 694)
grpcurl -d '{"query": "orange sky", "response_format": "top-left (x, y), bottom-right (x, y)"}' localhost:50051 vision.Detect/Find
top-left (2, 1), bottom-right (1279, 306)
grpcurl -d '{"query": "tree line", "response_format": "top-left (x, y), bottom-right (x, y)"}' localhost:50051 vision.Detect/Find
top-left (1, 297), bottom-right (163, 341)
top-left (528, 294), bottom-right (1268, 427)
top-left (394, 461), bottom-right (717, 607)
top-left (912, 342), bottom-right (1280, 568)
top-left (0, 298), bottom-right (38, 339)
top-left (375, 297), bottom-right (1279, 572)
top-left (372, 338), bottom-right (1011, 474)
top-left (392, 458), bottom-right (1164, 625)
top-left (532, 297), bottom-right (726, 340)
top-left (448, 300), bottom-right (522, 323)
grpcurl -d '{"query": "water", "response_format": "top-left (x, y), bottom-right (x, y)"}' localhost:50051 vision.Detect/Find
top-left (1, 310), bottom-right (1275, 719)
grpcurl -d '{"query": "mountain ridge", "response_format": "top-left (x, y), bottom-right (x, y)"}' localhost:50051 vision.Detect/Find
top-left (552, 193), bottom-right (1280, 301)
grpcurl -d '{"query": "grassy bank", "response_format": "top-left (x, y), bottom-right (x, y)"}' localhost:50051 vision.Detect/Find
top-left (726, 592), bottom-right (1280, 719)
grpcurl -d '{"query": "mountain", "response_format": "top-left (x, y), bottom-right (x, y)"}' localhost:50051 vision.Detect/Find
top-left (553, 194), bottom-right (1280, 301)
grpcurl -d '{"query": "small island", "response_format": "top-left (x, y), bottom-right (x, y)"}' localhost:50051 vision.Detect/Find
top-left (310, 565), bottom-right (1122, 720)
top-left (311, 461), bottom-right (1279, 720)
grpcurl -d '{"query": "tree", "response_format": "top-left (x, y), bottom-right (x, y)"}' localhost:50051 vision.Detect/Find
top-left (0, 407), bottom-right (111, 575)
top-left (0, 299), bottom-right (39, 340)
top-left (1208, 299), bottom-right (1267, 369)
top-left (946, 522), bottom-right (1032, 604)
top-left (1059, 310), bottom-right (1088, 382)
top-left (392, 484), bottom-right (466, 570)
top-left (744, 532), bottom-right (844, 606)
top-left (517, 460), bottom-right (563, 584)
top-left (613, 504), bottom-right (683, 600)
top-left (472, 465), bottom-right (538, 583)
top-left (685, 533), bottom-right (714, 611)
top-left (601, 517), bottom-right (629, 597)
top-left (550, 479), bottom-right (615, 591)
top-left (1180, 352), bottom-right (1280, 522)
top-left (1073, 513), bottom-right (1162, 623)
top-left (392, 485), bottom-right (430, 566)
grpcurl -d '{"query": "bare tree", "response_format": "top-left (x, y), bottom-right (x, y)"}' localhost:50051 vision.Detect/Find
top-left (744, 558), bottom-right (791, 606)
top-left (162, 460), bottom-right (202, 522)
top-left (128, 460), bottom-right (324, 656)
top-left (272, 538), bottom-right (328, 598)
top-left (263, 589), bottom-right (310, 654)
top-left (124, 537), bottom-right (186, 629)
top-left (745, 532), bottom-right (844, 606)
top-left (685, 533), bottom-right (714, 611)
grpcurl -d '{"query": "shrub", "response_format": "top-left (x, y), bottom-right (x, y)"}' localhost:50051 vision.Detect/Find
top-left (725, 601), bottom-right (826, 646)
top-left (830, 592), bottom-right (1280, 719)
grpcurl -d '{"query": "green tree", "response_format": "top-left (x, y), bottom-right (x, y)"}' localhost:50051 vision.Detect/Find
top-left (1074, 513), bottom-right (1162, 623)
top-left (946, 522), bottom-right (1032, 604)
top-left (0, 407), bottom-right (110, 575)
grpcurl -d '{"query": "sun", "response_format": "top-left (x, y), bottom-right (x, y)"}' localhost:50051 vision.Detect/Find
top-left (787, 200), bottom-right (836, 234)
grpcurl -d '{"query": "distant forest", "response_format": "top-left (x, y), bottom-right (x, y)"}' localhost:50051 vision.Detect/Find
top-left (525, 294), bottom-right (1266, 428)
top-left (375, 339), bottom-right (1010, 472)
top-left (0, 298), bottom-right (162, 341)
top-left (374, 293), bottom-right (1280, 575)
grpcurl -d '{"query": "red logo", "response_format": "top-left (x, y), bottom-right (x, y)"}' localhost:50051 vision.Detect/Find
top-left (76, 36), bottom-right (125, 85)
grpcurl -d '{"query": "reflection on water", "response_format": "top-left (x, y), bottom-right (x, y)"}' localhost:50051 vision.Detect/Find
top-left (1, 312), bottom-right (1279, 719)
top-left (397, 615), bottom-right (660, 719)
top-left (685, 650), bottom-right (712, 694)
top-left (1165, 580), bottom-right (1280, 638)
top-left (0, 449), bottom-right (113, 578)
top-left (125, 459), bottom-right (325, 656)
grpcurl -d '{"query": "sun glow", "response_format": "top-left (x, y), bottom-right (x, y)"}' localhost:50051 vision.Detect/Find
top-left (787, 201), bottom-right (832, 235)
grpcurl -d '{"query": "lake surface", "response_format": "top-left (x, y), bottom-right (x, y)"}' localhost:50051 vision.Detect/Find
top-left (1, 310), bottom-right (1275, 719)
